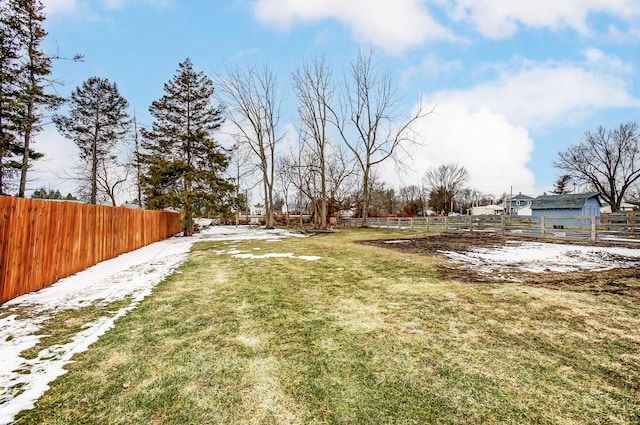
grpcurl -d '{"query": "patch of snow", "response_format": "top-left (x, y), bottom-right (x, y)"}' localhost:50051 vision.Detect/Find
top-left (0, 225), bottom-right (308, 424)
top-left (439, 241), bottom-right (640, 275)
top-left (298, 256), bottom-right (322, 261)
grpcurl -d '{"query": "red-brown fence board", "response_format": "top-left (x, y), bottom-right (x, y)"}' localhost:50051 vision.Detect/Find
top-left (0, 196), bottom-right (183, 303)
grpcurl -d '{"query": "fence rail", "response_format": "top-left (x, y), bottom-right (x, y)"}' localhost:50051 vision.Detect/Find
top-left (1, 196), bottom-right (183, 303)
top-left (339, 213), bottom-right (639, 244)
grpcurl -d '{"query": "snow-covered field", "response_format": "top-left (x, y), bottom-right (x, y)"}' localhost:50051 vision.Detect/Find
top-left (1, 227), bottom-right (639, 423)
top-left (0, 225), bottom-right (306, 425)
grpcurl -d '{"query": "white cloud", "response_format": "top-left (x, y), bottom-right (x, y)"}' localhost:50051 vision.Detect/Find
top-left (41, 0), bottom-right (79, 15)
top-left (402, 53), bottom-right (462, 83)
top-left (379, 101), bottom-right (535, 195)
top-left (381, 48), bottom-right (640, 196)
top-left (251, 0), bottom-right (640, 50)
top-left (42, 0), bottom-right (169, 15)
top-left (431, 51), bottom-right (640, 131)
top-left (445, 0), bottom-right (640, 39)
top-left (252, 0), bottom-right (457, 54)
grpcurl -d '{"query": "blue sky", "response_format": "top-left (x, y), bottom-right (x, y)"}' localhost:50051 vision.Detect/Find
top-left (34, 0), bottom-right (640, 201)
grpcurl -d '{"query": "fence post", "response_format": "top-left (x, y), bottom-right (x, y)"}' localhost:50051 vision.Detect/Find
top-left (427, 216), bottom-right (430, 233)
top-left (410, 217), bottom-right (414, 230)
top-left (445, 216), bottom-right (448, 231)
top-left (591, 216), bottom-right (597, 242)
top-left (541, 216), bottom-right (546, 238)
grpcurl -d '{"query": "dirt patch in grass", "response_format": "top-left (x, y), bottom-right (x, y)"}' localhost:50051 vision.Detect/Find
top-left (362, 233), bottom-right (640, 300)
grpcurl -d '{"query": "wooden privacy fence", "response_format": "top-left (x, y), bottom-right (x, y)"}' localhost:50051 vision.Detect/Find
top-left (0, 196), bottom-right (183, 303)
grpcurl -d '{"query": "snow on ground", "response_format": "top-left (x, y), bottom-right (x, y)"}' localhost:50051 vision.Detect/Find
top-left (439, 240), bottom-right (640, 275)
top-left (0, 225), bottom-right (307, 425)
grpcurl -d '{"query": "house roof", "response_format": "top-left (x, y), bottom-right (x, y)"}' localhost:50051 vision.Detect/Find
top-left (531, 192), bottom-right (601, 210)
top-left (512, 193), bottom-right (534, 200)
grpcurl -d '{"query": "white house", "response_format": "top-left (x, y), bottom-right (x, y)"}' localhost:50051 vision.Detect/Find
top-left (470, 205), bottom-right (504, 215)
top-left (250, 203), bottom-right (265, 216)
top-left (505, 193), bottom-right (534, 215)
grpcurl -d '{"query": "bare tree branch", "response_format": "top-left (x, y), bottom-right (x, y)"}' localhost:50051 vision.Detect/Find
top-left (326, 48), bottom-right (432, 225)
top-left (217, 63), bottom-right (282, 228)
top-left (554, 122), bottom-right (640, 212)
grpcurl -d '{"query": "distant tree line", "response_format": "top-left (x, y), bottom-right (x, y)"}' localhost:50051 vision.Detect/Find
top-left (31, 186), bottom-right (76, 200)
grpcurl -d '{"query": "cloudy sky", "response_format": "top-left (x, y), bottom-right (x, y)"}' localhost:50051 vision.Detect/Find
top-left (33, 0), bottom-right (640, 200)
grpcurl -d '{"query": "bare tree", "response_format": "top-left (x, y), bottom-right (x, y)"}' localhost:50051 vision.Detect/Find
top-left (456, 187), bottom-right (490, 213)
top-left (95, 153), bottom-right (129, 206)
top-left (227, 140), bottom-right (254, 225)
top-left (292, 56), bottom-right (333, 228)
top-left (423, 163), bottom-right (470, 214)
top-left (555, 122), bottom-right (640, 212)
top-left (218, 64), bottom-right (281, 229)
top-left (398, 184), bottom-right (427, 216)
top-left (328, 49), bottom-right (429, 226)
top-left (326, 142), bottom-right (357, 218)
top-left (131, 112), bottom-right (142, 207)
top-left (275, 154), bottom-right (293, 226)
top-left (630, 185), bottom-right (640, 203)
top-left (276, 148), bottom-right (304, 227)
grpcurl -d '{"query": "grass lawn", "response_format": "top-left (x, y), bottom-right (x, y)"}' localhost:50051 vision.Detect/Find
top-left (15, 229), bottom-right (640, 424)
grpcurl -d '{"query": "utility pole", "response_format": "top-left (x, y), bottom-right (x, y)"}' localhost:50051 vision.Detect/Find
top-left (133, 112), bottom-right (142, 208)
top-left (234, 143), bottom-right (240, 227)
top-left (509, 185), bottom-right (513, 215)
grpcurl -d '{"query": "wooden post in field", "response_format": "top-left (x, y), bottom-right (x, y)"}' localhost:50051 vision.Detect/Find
top-left (591, 216), bottom-right (597, 242)
top-left (541, 216), bottom-right (546, 238)
top-left (630, 210), bottom-right (635, 233)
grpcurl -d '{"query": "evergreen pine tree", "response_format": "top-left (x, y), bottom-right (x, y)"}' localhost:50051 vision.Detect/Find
top-left (10, 0), bottom-right (63, 197)
top-left (31, 186), bottom-right (62, 199)
top-left (551, 174), bottom-right (572, 195)
top-left (140, 58), bottom-right (234, 235)
top-left (53, 77), bottom-right (129, 204)
top-left (0, 0), bottom-right (22, 194)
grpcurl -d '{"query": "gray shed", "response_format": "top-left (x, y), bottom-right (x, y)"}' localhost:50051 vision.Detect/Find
top-left (531, 192), bottom-right (603, 218)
